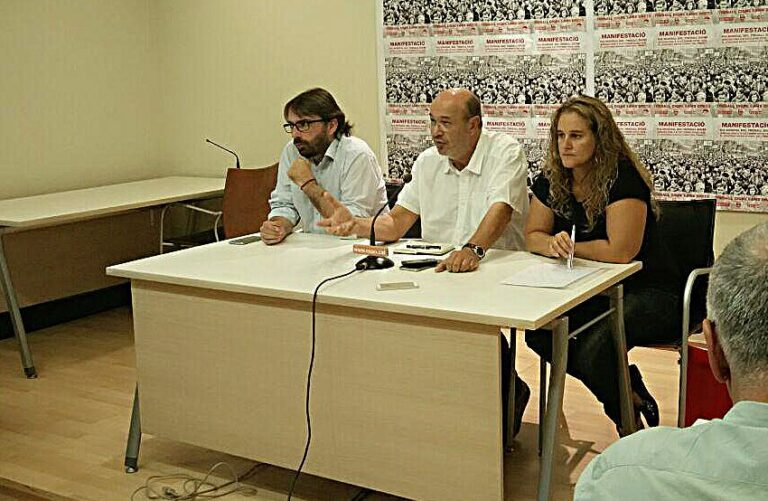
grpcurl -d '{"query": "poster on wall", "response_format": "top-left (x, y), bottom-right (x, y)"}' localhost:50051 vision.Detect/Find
top-left (378, 0), bottom-right (768, 212)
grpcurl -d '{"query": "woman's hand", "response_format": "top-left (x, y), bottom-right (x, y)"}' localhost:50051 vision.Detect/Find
top-left (549, 231), bottom-right (574, 259)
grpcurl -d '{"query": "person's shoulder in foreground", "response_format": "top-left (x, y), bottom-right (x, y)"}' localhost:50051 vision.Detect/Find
top-left (575, 401), bottom-right (768, 501)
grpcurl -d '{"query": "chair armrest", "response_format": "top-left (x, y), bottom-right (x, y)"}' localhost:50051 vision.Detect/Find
top-left (678, 267), bottom-right (712, 427)
top-left (682, 267), bottom-right (712, 343)
top-left (177, 203), bottom-right (222, 217)
top-left (160, 203), bottom-right (224, 253)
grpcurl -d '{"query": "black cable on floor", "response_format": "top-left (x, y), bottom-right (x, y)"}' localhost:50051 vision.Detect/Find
top-left (287, 267), bottom-right (359, 500)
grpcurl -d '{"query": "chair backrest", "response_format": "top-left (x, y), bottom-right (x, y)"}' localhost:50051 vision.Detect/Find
top-left (385, 180), bottom-right (421, 238)
top-left (657, 198), bottom-right (716, 275)
top-left (656, 198), bottom-right (717, 327)
top-left (222, 163), bottom-right (278, 239)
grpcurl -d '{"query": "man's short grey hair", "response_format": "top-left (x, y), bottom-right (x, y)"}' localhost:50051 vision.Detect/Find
top-left (707, 222), bottom-right (768, 377)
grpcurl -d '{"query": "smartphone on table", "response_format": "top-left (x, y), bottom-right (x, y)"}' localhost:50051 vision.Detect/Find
top-left (400, 258), bottom-right (440, 271)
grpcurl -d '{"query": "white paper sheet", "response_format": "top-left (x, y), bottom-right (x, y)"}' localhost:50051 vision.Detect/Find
top-left (501, 262), bottom-right (601, 288)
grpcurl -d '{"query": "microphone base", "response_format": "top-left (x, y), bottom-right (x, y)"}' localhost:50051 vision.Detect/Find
top-left (356, 255), bottom-right (395, 270)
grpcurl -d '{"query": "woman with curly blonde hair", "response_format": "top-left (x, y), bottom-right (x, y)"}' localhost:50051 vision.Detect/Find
top-left (516, 95), bottom-right (680, 435)
top-left (537, 96), bottom-right (658, 239)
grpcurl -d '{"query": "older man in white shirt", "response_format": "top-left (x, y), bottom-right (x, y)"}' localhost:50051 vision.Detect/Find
top-left (318, 88), bottom-right (529, 273)
top-left (576, 222), bottom-right (768, 500)
top-left (318, 88), bottom-right (531, 443)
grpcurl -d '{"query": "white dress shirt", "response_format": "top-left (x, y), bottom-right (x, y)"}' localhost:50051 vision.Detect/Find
top-left (396, 130), bottom-right (529, 250)
top-left (268, 136), bottom-right (387, 233)
top-left (575, 401), bottom-right (768, 501)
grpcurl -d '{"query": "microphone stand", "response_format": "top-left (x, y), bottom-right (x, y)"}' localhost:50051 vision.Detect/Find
top-left (205, 138), bottom-right (241, 169)
top-left (356, 173), bottom-right (411, 270)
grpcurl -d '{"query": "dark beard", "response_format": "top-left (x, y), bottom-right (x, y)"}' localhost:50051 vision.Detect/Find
top-left (294, 136), bottom-right (332, 164)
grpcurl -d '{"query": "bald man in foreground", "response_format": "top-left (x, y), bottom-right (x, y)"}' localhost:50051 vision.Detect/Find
top-left (319, 88), bottom-right (529, 272)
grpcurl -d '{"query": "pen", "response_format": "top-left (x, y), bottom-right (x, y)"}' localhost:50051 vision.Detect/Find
top-left (567, 224), bottom-right (576, 270)
top-left (406, 244), bottom-right (442, 249)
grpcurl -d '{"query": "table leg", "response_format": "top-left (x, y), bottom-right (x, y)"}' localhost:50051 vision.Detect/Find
top-left (125, 385), bottom-right (142, 473)
top-left (0, 229), bottom-right (37, 378)
top-left (504, 328), bottom-right (517, 452)
top-left (537, 316), bottom-right (568, 501)
top-left (159, 205), bottom-right (170, 254)
top-left (538, 359), bottom-right (547, 456)
top-left (607, 284), bottom-right (636, 435)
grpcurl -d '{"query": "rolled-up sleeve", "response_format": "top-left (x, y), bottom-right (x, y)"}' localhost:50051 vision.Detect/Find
top-left (487, 140), bottom-right (528, 215)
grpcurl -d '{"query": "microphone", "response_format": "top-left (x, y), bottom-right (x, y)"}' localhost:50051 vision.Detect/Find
top-left (356, 172), bottom-right (412, 270)
top-left (205, 138), bottom-right (241, 169)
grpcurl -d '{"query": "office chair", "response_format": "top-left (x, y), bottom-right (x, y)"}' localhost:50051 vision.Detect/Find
top-left (650, 198), bottom-right (717, 427)
top-left (161, 163), bottom-right (278, 252)
top-left (533, 198), bottom-right (717, 451)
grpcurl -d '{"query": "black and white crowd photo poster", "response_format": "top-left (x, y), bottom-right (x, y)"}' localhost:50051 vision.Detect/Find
top-left (378, 0), bottom-right (768, 212)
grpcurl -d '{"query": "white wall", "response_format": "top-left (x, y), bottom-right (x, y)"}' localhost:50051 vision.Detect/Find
top-left (713, 210), bottom-right (767, 255)
top-left (150, 0), bottom-right (381, 176)
top-left (0, 0), bottom-right (159, 199)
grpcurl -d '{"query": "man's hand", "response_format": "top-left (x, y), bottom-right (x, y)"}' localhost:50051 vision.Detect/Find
top-left (287, 157), bottom-right (314, 188)
top-left (260, 217), bottom-right (293, 245)
top-left (317, 193), bottom-right (357, 236)
top-left (435, 247), bottom-right (480, 273)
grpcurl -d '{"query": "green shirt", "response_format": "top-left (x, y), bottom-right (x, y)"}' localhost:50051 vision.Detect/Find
top-left (575, 401), bottom-right (768, 500)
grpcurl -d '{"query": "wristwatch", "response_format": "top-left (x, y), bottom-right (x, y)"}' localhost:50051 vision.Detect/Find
top-left (462, 243), bottom-right (486, 260)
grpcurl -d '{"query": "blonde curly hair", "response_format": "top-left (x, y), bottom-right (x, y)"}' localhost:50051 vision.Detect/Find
top-left (544, 95), bottom-right (658, 230)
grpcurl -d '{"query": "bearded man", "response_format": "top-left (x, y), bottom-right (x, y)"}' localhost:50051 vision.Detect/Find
top-left (261, 88), bottom-right (387, 245)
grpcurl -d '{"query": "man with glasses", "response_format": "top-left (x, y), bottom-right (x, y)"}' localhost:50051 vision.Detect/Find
top-left (261, 88), bottom-right (387, 245)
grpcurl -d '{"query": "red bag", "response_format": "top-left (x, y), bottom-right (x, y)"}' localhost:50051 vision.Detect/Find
top-left (684, 343), bottom-right (733, 427)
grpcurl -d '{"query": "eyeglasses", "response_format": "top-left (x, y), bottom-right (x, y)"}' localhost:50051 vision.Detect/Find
top-left (283, 119), bottom-right (326, 133)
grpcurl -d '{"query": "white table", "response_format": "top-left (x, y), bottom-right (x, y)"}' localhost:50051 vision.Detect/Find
top-left (108, 233), bottom-right (640, 500)
top-left (0, 177), bottom-right (225, 377)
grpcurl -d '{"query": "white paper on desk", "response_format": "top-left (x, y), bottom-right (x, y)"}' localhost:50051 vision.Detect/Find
top-left (501, 262), bottom-right (600, 288)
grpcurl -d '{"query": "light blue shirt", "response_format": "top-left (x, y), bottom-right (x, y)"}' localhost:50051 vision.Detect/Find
top-left (268, 136), bottom-right (387, 233)
top-left (575, 401), bottom-right (768, 501)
